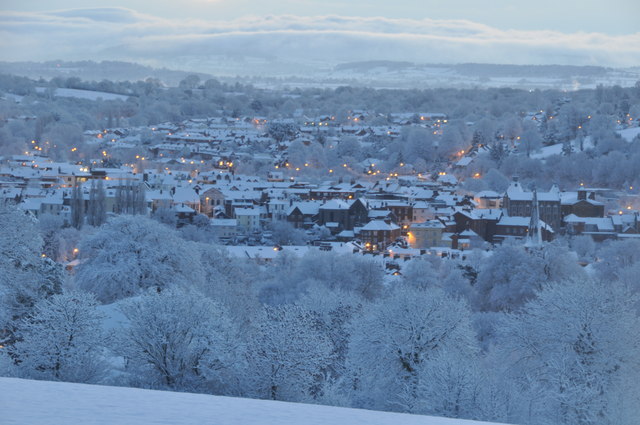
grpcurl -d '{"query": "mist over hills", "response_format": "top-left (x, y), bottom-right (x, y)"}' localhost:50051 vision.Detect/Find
top-left (1, 59), bottom-right (638, 91)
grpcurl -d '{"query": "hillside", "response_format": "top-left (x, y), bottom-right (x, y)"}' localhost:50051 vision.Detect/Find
top-left (1, 378), bottom-right (506, 425)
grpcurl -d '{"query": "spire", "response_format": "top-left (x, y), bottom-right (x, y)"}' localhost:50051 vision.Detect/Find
top-left (526, 187), bottom-right (543, 247)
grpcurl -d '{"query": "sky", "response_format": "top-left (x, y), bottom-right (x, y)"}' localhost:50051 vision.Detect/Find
top-left (1, 0), bottom-right (639, 71)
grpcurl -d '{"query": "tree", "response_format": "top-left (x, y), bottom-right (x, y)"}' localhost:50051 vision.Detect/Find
top-left (498, 279), bottom-right (640, 424)
top-left (70, 183), bottom-right (84, 229)
top-left (114, 183), bottom-right (146, 215)
top-left (520, 120), bottom-right (542, 157)
top-left (593, 239), bottom-right (640, 281)
top-left (0, 204), bottom-right (63, 339)
top-left (87, 179), bottom-right (107, 227)
top-left (269, 220), bottom-right (309, 246)
top-left (489, 141), bottom-right (508, 165)
top-left (179, 75), bottom-right (201, 90)
top-left (245, 304), bottom-right (333, 402)
top-left (473, 242), bottom-right (583, 313)
top-left (38, 213), bottom-right (64, 260)
top-left (267, 122), bottom-right (297, 143)
top-left (345, 286), bottom-right (478, 412)
top-left (413, 349), bottom-right (490, 420)
top-left (7, 291), bottom-right (107, 383)
top-left (75, 215), bottom-right (204, 303)
top-left (118, 289), bottom-right (242, 393)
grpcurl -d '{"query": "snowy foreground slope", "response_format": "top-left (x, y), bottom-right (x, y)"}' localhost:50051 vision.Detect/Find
top-left (1, 378), bottom-right (505, 425)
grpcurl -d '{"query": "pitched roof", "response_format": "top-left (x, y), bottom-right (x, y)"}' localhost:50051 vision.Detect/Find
top-left (361, 220), bottom-right (400, 231)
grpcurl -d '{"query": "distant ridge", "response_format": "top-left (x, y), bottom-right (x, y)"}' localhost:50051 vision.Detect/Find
top-left (334, 61), bottom-right (611, 78)
top-left (0, 60), bottom-right (212, 86)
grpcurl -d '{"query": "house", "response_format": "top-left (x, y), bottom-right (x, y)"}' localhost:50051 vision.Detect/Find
top-left (318, 198), bottom-right (368, 232)
top-left (359, 219), bottom-right (401, 251)
top-left (453, 208), bottom-right (502, 243)
top-left (408, 220), bottom-right (445, 248)
top-left (494, 215), bottom-right (554, 242)
top-left (454, 229), bottom-right (485, 250)
top-left (563, 214), bottom-right (616, 241)
top-left (210, 218), bottom-right (238, 239)
top-left (287, 201), bottom-right (321, 229)
top-left (503, 179), bottom-right (561, 230)
top-left (199, 187), bottom-right (225, 217)
top-left (174, 203), bottom-right (197, 227)
top-left (267, 171), bottom-right (285, 182)
top-left (412, 201), bottom-right (435, 223)
top-left (474, 191), bottom-right (502, 209)
top-left (265, 199), bottom-right (286, 222)
top-left (560, 189), bottom-right (604, 218)
top-left (234, 206), bottom-right (261, 231)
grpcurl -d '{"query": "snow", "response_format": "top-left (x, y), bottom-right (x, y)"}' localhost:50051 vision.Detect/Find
top-left (0, 378), bottom-right (504, 425)
top-left (617, 127), bottom-right (640, 142)
top-left (530, 143), bottom-right (563, 159)
top-left (35, 87), bottom-right (129, 101)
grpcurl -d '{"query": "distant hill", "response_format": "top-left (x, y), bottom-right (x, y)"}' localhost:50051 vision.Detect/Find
top-left (1, 377), bottom-right (507, 425)
top-left (0, 60), bottom-right (212, 86)
top-left (334, 61), bottom-right (611, 78)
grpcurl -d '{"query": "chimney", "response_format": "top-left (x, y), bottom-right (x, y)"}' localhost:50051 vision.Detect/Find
top-left (577, 189), bottom-right (586, 201)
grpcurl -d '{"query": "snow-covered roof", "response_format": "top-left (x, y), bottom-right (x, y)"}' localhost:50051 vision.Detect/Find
top-left (287, 201), bottom-right (321, 216)
top-left (497, 215), bottom-right (554, 232)
top-left (361, 220), bottom-right (400, 231)
top-left (320, 199), bottom-right (351, 210)
top-left (474, 190), bottom-right (500, 199)
top-left (411, 220), bottom-right (445, 229)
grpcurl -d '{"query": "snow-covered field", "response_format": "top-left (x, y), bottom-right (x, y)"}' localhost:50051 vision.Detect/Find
top-left (618, 127), bottom-right (640, 142)
top-left (35, 87), bottom-right (129, 101)
top-left (1, 378), bottom-right (505, 425)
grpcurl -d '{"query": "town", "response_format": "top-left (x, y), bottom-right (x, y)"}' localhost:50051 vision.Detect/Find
top-left (2, 98), bottom-right (638, 270)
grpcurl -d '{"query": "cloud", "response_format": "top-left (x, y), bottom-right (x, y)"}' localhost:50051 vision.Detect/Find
top-left (1, 7), bottom-right (639, 71)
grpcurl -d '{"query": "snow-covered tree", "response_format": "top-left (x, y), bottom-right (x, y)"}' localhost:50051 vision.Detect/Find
top-left (297, 286), bottom-right (363, 383)
top-left (75, 215), bottom-right (204, 303)
top-left (345, 286), bottom-right (478, 412)
top-left (413, 349), bottom-right (486, 420)
top-left (269, 220), bottom-right (309, 246)
top-left (498, 278), bottom-right (640, 425)
top-left (0, 204), bottom-right (63, 338)
top-left (245, 304), bottom-right (334, 402)
top-left (519, 120), bottom-right (542, 157)
top-left (70, 183), bottom-right (84, 229)
top-left (7, 290), bottom-right (107, 383)
top-left (593, 238), bottom-right (640, 281)
top-left (473, 242), bottom-right (584, 312)
top-left (86, 179), bottom-right (107, 227)
top-left (118, 289), bottom-right (242, 393)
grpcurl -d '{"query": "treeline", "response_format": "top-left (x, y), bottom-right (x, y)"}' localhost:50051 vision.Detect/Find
top-left (1, 206), bottom-right (640, 424)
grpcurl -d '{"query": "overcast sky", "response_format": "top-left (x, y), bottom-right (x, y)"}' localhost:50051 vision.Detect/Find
top-left (2, 1), bottom-right (639, 69)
